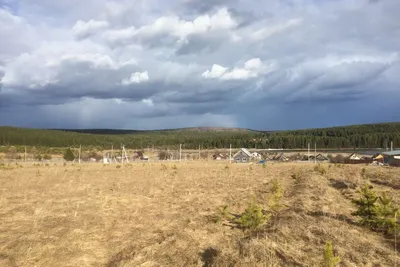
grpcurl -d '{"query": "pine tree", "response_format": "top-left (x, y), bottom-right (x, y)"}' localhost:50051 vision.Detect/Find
top-left (375, 192), bottom-right (399, 234)
top-left (63, 148), bottom-right (75, 162)
top-left (352, 184), bottom-right (378, 226)
top-left (323, 241), bottom-right (341, 267)
top-left (236, 202), bottom-right (270, 230)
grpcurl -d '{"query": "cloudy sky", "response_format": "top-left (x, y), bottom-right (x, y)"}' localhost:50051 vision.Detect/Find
top-left (0, 0), bottom-right (399, 130)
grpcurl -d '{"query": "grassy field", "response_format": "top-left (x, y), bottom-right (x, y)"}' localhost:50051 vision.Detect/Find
top-left (0, 161), bottom-right (399, 266)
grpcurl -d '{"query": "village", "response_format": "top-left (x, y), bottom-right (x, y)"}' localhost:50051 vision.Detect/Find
top-left (97, 147), bottom-right (400, 167)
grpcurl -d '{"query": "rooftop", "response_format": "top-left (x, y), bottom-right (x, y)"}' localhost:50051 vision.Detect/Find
top-left (382, 150), bottom-right (400, 156)
top-left (239, 148), bottom-right (252, 157)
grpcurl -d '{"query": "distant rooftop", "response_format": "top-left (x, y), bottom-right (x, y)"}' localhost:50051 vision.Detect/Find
top-left (382, 150), bottom-right (400, 156)
top-left (240, 148), bottom-right (252, 157)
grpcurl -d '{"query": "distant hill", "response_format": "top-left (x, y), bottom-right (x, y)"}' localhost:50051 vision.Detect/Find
top-left (0, 122), bottom-right (399, 150)
top-left (55, 127), bottom-right (257, 135)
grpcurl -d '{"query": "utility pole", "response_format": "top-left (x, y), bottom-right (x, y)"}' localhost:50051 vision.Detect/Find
top-left (111, 145), bottom-right (114, 163)
top-left (230, 144), bottom-right (232, 163)
top-left (308, 143), bottom-right (310, 162)
top-left (78, 145), bottom-right (81, 164)
top-left (179, 144), bottom-right (182, 162)
top-left (121, 144), bottom-right (124, 165)
top-left (314, 142), bottom-right (317, 164)
top-left (24, 146), bottom-right (27, 162)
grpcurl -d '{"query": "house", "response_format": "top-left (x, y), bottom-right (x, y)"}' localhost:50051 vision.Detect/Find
top-left (382, 150), bottom-right (400, 167)
top-left (348, 153), bottom-right (361, 160)
top-left (262, 154), bottom-right (274, 160)
top-left (140, 155), bottom-right (149, 161)
top-left (273, 153), bottom-right (289, 162)
top-left (289, 153), bottom-right (303, 161)
top-left (251, 152), bottom-right (262, 160)
top-left (233, 148), bottom-right (253, 163)
top-left (345, 153), bottom-right (373, 164)
top-left (212, 153), bottom-right (228, 160)
top-left (309, 154), bottom-right (329, 162)
top-left (372, 153), bottom-right (384, 163)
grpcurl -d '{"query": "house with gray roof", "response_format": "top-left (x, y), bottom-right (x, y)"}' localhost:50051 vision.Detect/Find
top-left (233, 148), bottom-right (253, 163)
top-left (382, 150), bottom-right (400, 166)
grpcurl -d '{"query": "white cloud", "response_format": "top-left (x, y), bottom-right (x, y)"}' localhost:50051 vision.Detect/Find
top-left (202, 58), bottom-right (267, 80)
top-left (142, 98), bottom-right (154, 106)
top-left (0, 8), bottom-right (38, 60)
top-left (251, 18), bottom-right (303, 41)
top-left (73, 19), bottom-right (109, 39)
top-left (102, 7), bottom-right (236, 45)
top-left (102, 26), bottom-right (136, 44)
top-left (122, 71), bottom-right (149, 85)
top-left (244, 58), bottom-right (262, 70)
top-left (201, 64), bottom-right (227, 79)
top-left (2, 41), bottom-right (125, 88)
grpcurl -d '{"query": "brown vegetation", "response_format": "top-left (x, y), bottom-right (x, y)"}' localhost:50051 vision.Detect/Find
top-left (0, 162), bottom-right (399, 266)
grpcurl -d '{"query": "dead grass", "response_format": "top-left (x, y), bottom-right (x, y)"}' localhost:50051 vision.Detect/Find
top-left (0, 162), bottom-right (399, 266)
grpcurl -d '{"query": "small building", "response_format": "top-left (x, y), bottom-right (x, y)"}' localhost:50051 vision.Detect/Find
top-left (140, 155), bottom-right (149, 161)
top-left (273, 153), bottom-right (289, 162)
top-left (308, 154), bottom-right (329, 162)
top-left (212, 153), bottom-right (228, 160)
top-left (382, 150), bottom-right (400, 167)
top-left (251, 152), bottom-right (262, 160)
top-left (262, 154), bottom-right (274, 160)
top-left (348, 153), bottom-right (361, 160)
top-left (345, 153), bottom-right (373, 164)
top-left (233, 148), bottom-right (253, 163)
top-left (372, 153), bottom-right (384, 163)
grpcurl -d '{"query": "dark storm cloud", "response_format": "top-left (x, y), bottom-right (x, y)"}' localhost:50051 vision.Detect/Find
top-left (0, 0), bottom-right (399, 129)
top-left (182, 0), bottom-right (235, 14)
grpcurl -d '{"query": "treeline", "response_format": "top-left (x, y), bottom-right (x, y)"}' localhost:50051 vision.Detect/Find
top-left (0, 123), bottom-right (399, 150)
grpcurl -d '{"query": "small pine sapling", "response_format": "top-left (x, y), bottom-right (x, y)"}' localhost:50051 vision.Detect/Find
top-left (375, 192), bottom-right (399, 234)
top-left (209, 205), bottom-right (233, 224)
top-left (236, 202), bottom-right (270, 230)
top-left (352, 184), bottom-right (378, 227)
top-left (269, 179), bottom-right (283, 214)
top-left (219, 205), bottom-right (233, 220)
top-left (262, 163), bottom-right (266, 169)
top-left (323, 241), bottom-right (341, 267)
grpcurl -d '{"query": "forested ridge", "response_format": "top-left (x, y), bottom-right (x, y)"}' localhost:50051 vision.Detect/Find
top-left (0, 122), bottom-right (399, 150)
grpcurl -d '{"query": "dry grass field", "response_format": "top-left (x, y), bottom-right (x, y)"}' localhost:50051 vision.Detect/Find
top-left (1, 161), bottom-right (399, 266)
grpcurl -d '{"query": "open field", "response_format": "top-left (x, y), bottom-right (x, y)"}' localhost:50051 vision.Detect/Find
top-left (1, 162), bottom-right (399, 266)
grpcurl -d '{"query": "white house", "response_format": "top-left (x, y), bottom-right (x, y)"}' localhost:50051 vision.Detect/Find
top-left (251, 152), bottom-right (262, 160)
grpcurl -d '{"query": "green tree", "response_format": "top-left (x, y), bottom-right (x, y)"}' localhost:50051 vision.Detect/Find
top-left (236, 202), bottom-right (270, 230)
top-left (375, 192), bottom-right (399, 234)
top-left (352, 184), bottom-right (378, 226)
top-left (323, 241), bottom-right (341, 267)
top-left (63, 148), bottom-right (75, 161)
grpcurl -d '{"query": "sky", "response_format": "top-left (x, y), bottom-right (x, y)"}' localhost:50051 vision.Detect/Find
top-left (0, 0), bottom-right (399, 130)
